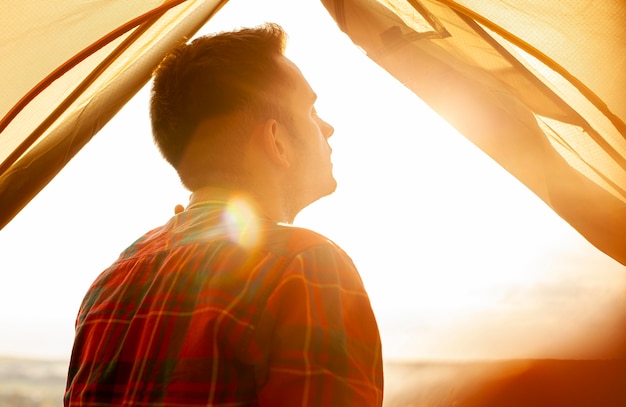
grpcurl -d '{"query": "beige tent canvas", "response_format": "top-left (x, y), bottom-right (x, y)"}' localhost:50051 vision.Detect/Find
top-left (1, 0), bottom-right (624, 266)
top-left (0, 0), bottom-right (229, 229)
top-left (320, 0), bottom-right (626, 265)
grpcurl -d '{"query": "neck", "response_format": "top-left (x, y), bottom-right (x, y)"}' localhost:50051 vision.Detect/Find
top-left (189, 184), bottom-right (297, 224)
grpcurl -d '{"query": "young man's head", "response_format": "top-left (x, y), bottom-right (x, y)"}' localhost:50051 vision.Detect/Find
top-left (150, 23), bottom-right (335, 221)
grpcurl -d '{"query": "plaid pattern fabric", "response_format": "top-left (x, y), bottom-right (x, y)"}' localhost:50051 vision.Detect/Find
top-left (65, 194), bottom-right (383, 406)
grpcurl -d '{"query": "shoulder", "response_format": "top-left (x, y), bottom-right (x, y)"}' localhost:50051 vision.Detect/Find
top-left (262, 224), bottom-right (364, 288)
top-left (263, 223), bottom-right (349, 259)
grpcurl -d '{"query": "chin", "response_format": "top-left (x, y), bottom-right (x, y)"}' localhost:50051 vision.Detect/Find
top-left (300, 179), bottom-right (337, 208)
top-left (322, 177), bottom-right (338, 197)
top-left (329, 180), bottom-right (338, 194)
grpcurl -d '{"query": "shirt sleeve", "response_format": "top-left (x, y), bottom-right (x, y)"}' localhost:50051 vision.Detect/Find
top-left (252, 242), bottom-right (384, 406)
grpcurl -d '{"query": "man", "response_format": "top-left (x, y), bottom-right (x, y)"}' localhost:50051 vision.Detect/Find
top-left (64, 23), bottom-right (383, 406)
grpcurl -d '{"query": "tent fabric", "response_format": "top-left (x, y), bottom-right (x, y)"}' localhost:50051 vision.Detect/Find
top-left (1, 0), bottom-right (625, 266)
top-left (321, 0), bottom-right (626, 265)
top-left (0, 0), bottom-right (228, 230)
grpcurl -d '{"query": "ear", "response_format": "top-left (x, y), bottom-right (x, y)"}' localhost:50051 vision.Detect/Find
top-left (261, 118), bottom-right (290, 168)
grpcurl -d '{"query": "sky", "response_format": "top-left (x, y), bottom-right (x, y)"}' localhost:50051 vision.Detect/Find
top-left (1, 0), bottom-right (625, 362)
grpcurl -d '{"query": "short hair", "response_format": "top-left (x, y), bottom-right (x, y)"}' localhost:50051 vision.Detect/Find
top-left (150, 23), bottom-right (289, 189)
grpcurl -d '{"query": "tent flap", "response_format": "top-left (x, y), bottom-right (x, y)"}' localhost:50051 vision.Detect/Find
top-left (0, 0), bottom-right (229, 230)
top-left (321, 0), bottom-right (626, 265)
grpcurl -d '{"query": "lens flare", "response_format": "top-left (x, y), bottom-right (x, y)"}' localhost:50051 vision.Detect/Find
top-left (222, 197), bottom-right (260, 249)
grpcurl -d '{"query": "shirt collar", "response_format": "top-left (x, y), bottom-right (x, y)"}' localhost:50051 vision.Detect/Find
top-left (187, 186), bottom-right (238, 210)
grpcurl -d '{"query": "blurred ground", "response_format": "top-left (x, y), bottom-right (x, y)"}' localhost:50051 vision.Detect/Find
top-left (383, 359), bottom-right (626, 407)
top-left (2, 356), bottom-right (625, 406)
top-left (0, 357), bottom-right (65, 407)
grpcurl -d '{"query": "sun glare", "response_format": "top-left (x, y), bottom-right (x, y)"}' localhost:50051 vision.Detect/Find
top-left (222, 197), bottom-right (261, 249)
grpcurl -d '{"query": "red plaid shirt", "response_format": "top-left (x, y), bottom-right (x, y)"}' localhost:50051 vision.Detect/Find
top-left (65, 190), bottom-right (383, 406)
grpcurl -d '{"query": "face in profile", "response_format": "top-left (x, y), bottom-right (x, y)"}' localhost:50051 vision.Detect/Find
top-left (275, 56), bottom-right (336, 214)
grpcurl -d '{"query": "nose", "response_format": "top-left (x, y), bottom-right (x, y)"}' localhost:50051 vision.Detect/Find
top-left (321, 118), bottom-right (334, 139)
